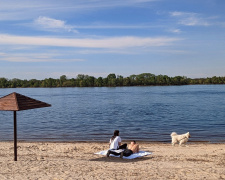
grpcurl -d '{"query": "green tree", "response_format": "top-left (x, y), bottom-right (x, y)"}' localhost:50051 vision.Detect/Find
top-left (116, 75), bottom-right (124, 86)
top-left (60, 75), bottom-right (67, 86)
top-left (95, 77), bottom-right (103, 87)
top-left (0, 78), bottom-right (8, 88)
top-left (86, 76), bottom-right (95, 87)
top-left (123, 77), bottom-right (131, 86)
top-left (28, 79), bottom-right (40, 87)
top-left (10, 78), bottom-right (23, 88)
top-left (136, 73), bottom-right (155, 85)
top-left (107, 73), bottom-right (116, 87)
top-left (129, 74), bottom-right (137, 86)
top-left (62, 81), bottom-right (73, 87)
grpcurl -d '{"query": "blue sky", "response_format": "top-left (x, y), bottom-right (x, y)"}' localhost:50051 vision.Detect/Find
top-left (0, 0), bottom-right (225, 80)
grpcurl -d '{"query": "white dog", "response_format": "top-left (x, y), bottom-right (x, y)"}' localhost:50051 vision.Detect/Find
top-left (170, 132), bottom-right (190, 146)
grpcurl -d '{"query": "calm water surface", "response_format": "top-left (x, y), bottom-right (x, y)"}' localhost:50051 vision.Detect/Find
top-left (0, 85), bottom-right (225, 143)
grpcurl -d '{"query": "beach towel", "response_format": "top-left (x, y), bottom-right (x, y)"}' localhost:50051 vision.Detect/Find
top-left (95, 150), bottom-right (152, 159)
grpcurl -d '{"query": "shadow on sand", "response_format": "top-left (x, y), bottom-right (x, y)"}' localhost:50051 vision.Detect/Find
top-left (89, 156), bottom-right (153, 163)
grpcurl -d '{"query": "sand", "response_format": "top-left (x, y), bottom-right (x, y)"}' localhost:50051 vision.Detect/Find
top-left (0, 141), bottom-right (225, 180)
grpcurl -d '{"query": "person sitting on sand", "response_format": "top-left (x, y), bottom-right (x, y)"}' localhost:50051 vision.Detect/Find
top-left (109, 130), bottom-right (127, 150)
top-left (107, 140), bottom-right (139, 158)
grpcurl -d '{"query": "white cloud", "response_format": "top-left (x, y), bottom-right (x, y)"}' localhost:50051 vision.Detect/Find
top-left (0, 52), bottom-right (6, 56)
top-left (0, 52), bottom-right (85, 62)
top-left (169, 29), bottom-right (182, 34)
top-left (76, 49), bottom-right (138, 55)
top-left (170, 11), bottom-right (187, 17)
top-left (0, 56), bottom-right (84, 63)
top-left (72, 23), bottom-right (163, 29)
top-left (215, 21), bottom-right (225, 27)
top-left (170, 11), bottom-right (210, 26)
top-left (0, 0), bottom-right (157, 21)
top-left (33, 16), bottom-right (78, 33)
top-left (0, 34), bottom-right (180, 48)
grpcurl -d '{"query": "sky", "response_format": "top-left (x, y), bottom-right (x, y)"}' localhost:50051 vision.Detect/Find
top-left (0, 0), bottom-right (225, 80)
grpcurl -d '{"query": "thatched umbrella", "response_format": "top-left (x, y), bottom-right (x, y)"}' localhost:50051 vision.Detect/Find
top-left (0, 92), bottom-right (51, 161)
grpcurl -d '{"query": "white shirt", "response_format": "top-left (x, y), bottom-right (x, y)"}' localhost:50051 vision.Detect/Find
top-left (109, 136), bottom-right (121, 150)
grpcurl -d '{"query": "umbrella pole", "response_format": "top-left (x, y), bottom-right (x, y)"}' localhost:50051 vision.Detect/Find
top-left (14, 111), bottom-right (17, 161)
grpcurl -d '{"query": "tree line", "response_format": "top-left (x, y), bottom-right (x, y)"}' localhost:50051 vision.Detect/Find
top-left (1, 73), bottom-right (225, 88)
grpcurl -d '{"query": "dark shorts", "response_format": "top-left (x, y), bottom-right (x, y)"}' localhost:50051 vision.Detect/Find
top-left (109, 148), bottom-right (133, 157)
top-left (123, 149), bottom-right (133, 157)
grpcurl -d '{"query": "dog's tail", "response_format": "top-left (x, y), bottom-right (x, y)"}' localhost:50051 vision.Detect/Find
top-left (170, 132), bottom-right (177, 137)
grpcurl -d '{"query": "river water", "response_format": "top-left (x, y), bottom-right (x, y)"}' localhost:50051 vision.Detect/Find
top-left (0, 85), bottom-right (225, 143)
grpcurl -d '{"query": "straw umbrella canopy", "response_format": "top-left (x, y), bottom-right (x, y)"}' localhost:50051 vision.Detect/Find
top-left (0, 92), bottom-right (51, 161)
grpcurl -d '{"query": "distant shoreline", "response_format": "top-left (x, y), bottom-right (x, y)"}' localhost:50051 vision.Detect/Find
top-left (1, 73), bottom-right (225, 88)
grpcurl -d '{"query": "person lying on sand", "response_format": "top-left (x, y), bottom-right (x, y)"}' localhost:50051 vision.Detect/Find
top-left (107, 140), bottom-right (139, 158)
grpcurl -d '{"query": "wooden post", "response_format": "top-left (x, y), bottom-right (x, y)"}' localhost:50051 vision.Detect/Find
top-left (14, 111), bottom-right (17, 161)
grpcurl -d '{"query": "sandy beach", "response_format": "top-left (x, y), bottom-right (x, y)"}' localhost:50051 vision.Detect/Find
top-left (0, 141), bottom-right (224, 180)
